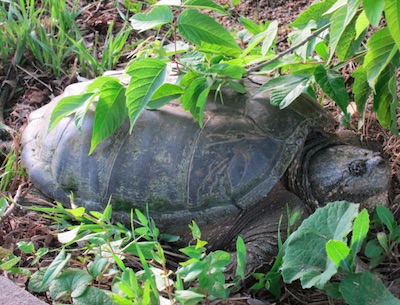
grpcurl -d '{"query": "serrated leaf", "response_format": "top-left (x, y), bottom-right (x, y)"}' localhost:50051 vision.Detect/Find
top-left (364, 0), bottom-right (384, 27)
top-left (178, 9), bottom-right (240, 57)
top-left (146, 83), bottom-right (184, 109)
top-left (130, 5), bottom-right (173, 32)
top-left (336, 13), bottom-right (367, 61)
top-left (290, 0), bottom-right (336, 29)
top-left (350, 209), bottom-right (369, 258)
top-left (314, 65), bottom-right (349, 116)
top-left (364, 27), bottom-right (398, 89)
top-left (90, 80), bottom-right (127, 154)
top-left (385, 0), bottom-right (400, 51)
top-left (49, 269), bottom-right (92, 299)
top-left (340, 271), bottom-right (400, 305)
top-left (259, 74), bottom-right (311, 109)
top-left (125, 58), bottom-right (168, 131)
top-left (183, 0), bottom-right (227, 14)
top-left (282, 201), bottom-right (359, 289)
top-left (49, 93), bottom-right (94, 131)
top-left (355, 10), bottom-right (370, 39)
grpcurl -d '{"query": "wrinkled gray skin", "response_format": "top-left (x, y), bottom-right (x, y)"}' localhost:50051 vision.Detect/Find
top-left (21, 74), bottom-right (390, 274)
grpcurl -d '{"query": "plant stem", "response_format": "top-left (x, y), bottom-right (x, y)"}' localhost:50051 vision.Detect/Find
top-left (246, 23), bottom-right (331, 74)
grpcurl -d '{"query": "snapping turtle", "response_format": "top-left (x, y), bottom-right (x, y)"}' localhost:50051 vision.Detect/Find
top-left (21, 74), bottom-right (390, 271)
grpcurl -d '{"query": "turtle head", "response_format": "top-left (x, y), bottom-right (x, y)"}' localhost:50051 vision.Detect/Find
top-left (308, 144), bottom-right (390, 209)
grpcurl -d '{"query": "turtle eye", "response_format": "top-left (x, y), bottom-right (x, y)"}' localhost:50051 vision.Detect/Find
top-left (349, 160), bottom-right (366, 176)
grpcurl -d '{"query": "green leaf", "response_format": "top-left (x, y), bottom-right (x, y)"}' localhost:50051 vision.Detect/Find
top-left (175, 290), bottom-right (205, 303)
top-left (130, 5), bottom-right (173, 32)
top-left (373, 64), bottom-right (398, 132)
top-left (41, 248), bottom-right (72, 289)
top-left (17, 241), bottom-right (35, 254)
top-left (90, 80), bottom-right (127, 154)
top-left (364, 27), bottom-right (398, 89)
top-left (181, 77), bottom-right (208, 121)
top-left (259, 74), bottom-right (311, 109)
top-left (178, 9), bottom-right (241, 57)
top-left (350, 209), bottom-right (369, 258)
top-left (351, 66), bottom-right (371, 124)
top-left (364, 0), bottom-right (384, 27)
top-left (228, 80), bottom-right (247, 94)
top-left (29, 269), bottom-right (48, 293)
top-left (336, 13), bottom-right (367, 61)
top-left (49, 269), bottom-right (92, 299)
top-left (210, 250), bottom-right (231, 269)
top-left (146, 83), bottom-right (184, 109)
top-left (0, 197), bottom-right (7, 216)
top-left (239, 17), bottom-right (264, 35)
top-left (88, 255), bottom-right (109, 278)
top-left (376, 205), bottom-right (396, 234)
top-left (385, 0), bottom-right (400, 51)
top-left (315, 41), bottom-right (329, 60)
top-left (261, 20), bottom-right (278, 56)
top-left (235, 236), bottom-right (246, 279)
top-left (196, 85), bottom-right (210, 127)
top-left (183, 0), bottom-right (227, 14)
top-left (289, 0), bottom-right (336, 29)
top-left (209, 64), bottom-right (246, 79)
top-left (49, 93), bottom-right (94, 131)
top-left (73, 286), bottom-right (114, 305)
top-left (355, 10), bottom-right (370, 39)
top-left (282, 201), bottom-right (359, 289)
top-left (314, 65), bottom-right (349, 117)
top-left (0, 256), bottom-right (20, 270)
top-left (125, 58), bottom-right (168, 131)
top-left (326, 240), bottom-right (350, 271)
top-left (340, 271), bottom-right (400, 305)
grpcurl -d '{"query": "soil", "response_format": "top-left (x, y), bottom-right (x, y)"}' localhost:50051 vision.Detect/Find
top-left (1, 0), bottom-right (400, 304)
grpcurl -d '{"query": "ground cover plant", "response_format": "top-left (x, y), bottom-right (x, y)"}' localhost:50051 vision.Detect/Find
top-left (1, 0), bottom-right (400, 304)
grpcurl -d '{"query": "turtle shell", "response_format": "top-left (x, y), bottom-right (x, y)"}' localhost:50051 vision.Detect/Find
top-left (21, 76), bottom-right (333, 228)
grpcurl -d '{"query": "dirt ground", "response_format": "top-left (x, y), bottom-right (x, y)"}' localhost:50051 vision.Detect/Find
top-left (1, 0), bottom-right (400, 304)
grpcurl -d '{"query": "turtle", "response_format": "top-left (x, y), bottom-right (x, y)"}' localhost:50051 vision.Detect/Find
top-left (21, 73), bottom-right (390, 272)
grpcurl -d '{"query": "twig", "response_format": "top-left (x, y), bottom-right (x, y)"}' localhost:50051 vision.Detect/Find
top-left (246, 23), bottom-right (331, 74)
top-left (1, 183), bottom-right (27, 221)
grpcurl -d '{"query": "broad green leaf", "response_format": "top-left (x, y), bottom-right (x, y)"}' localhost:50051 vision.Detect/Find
top-left (259, 74), bottom-right (311, 109)
top-left (336, 13), bottom-right (367, 61)
top-left (0, 197), bottom-right (6, 216)
top-left (350, 209), bottom-right (369, 257)
top-left (240, 31), bottom-right (268, 58)
top-left (0, 256), bottom-right (20, 270)
top-left (340, 271), bottom-right (400, 305)
top-left (58, 226), bottom-right (81, 244)
top-left (49, 269), bottom-right (92, 299)
top-left (314, 65), bottom-right (349, 117)
top-left (282, 201), bottom-right (359, 289)
top-left (90, 80), bottom-right (127, 154)
top-left (196, 85), bottom-right (210, 127)
top-left (351, 66), bottom-right (370, 126)
top-left (210, 250), bottom-right (231, 269)
top-left (364, 0), bottom-right (384, 27)
top-left (41, 248), bottom-right (72, 289)
top-left (181, 77), bottom-right (208, 121)
top-left (28, 269), bottom-right (48, 293)
top-left (289, 0), bottom-right (336, 29)
top-left (235, 236), bottom-right (246, 279)
top-left (175, 290), bottom-right (205, 303)
top-left (178, 9), bottom-right (241, 56)
top-left (146, 83), bottom-right (184, 109)
top-left (88, 255), bottom-right (109, 278)
top-left (261, 20), bottom-right (278, 56)
top-left (373, 64), bottom-right (398, 132)
top-left (49, 93), bottom-right (94, 131)
top-left (315, 41), bottom-right (329, 60)
top-left (122, 241), bottom-right (158, 259)
top-left (130, 5), bottom-right (173, 32)
top-left (364, 27), bottom-right (398, 89)
top-left (209, 64), bottom-right (246, 79)
top-left (228, 80), bottom-right (247, 94)
top-left (326, 240), bottom-right (350, 271)
top-left (355, 10), bottom-right (370, 39)
top-left (86, 76), bottom-right (121, 93)
top-left (73, 286), bottom-right (114, 305)
top-left (328, 6), bottom-right (347, 61)
top-left (289, 22), bottom-right (316, 60)
top-left (183, 0), bottom-right (227, 14)
top-left (125, 58), bottom-right (168, 131)
top-left (385, 0), bottom-right (400, 50)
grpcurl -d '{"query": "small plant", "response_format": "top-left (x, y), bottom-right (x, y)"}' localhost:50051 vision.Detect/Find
top-left (17, 203), bottom-right (246, 304)
top-left (280, 201), bottom-right (400, 305)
